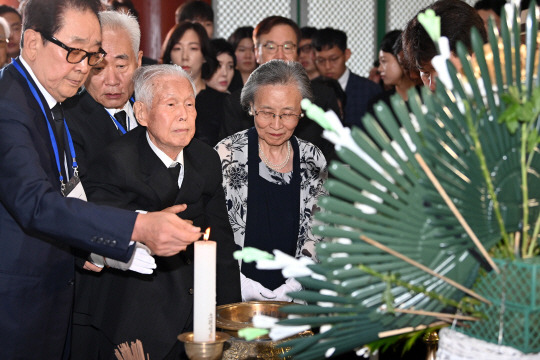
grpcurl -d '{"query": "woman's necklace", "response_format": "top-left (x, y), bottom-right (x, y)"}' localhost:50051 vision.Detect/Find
top-left (258, 141), bottom-right (291, 171)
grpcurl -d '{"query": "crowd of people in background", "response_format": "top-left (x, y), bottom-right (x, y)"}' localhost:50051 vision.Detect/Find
top-left (0, 0), bottom-right (516, 359)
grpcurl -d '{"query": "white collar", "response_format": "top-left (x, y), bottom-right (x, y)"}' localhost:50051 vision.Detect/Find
top-left (105, 100), bottom-right (132, 115)
top-left (338, 68), bottom-right (350, 91)
top-left (20, 55), bottom-right (58, 109)
top-left (145, 131), bottom-right (184, 167)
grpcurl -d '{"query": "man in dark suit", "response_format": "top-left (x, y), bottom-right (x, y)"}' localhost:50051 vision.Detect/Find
top-left (64, 10), bottom-right (143, 183)
top-left (73, 64), bottom-right (241, 360)
top-left (0, 1), bottom-right (201, 358)
top-left (219, 16), bottom-right (341, 162)
top-left (312, 27), bottom-right (382, 129)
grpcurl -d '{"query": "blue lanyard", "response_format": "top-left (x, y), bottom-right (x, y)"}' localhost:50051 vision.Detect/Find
top-left (108, 97), bottom-right (135, 135)
top-left (13, 59), bottom-right (79, 190)
top-left (108, 111), bottom-right (127, 134)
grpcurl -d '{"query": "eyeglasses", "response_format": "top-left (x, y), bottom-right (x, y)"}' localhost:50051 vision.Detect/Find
top-left (259, 42), bottom-right (297, 54)
top-left (315, 54), bottom-right (343, 66)
top-left (254, 110), bottom-right (303, 122)
top-left (40, 32), bottom-right (107, 66)
top-left (298, 44), bottom-right (313, 54)
top-left (0, 38), bottom-right (8, 48)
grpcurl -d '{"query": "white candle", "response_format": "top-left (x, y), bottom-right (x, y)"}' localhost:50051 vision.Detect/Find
top-left (193, 228), bottom-right (216, 342)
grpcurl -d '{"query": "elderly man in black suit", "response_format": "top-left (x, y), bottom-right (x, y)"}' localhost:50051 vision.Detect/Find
top-left (64, 10), bottom-right (143, 183)
top-left (0, 0), bottom-right (201, 358)
top-left (73, 64), bottom-right (241, 360)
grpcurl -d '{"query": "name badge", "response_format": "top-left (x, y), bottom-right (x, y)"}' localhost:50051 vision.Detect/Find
top-left (64, 176), bottom-right (87, 201)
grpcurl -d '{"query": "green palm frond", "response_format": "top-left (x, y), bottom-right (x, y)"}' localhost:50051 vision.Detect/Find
top-left (260, 4), bottom-right (540, 360)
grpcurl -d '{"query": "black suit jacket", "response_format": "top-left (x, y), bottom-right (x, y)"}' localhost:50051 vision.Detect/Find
top-left (73, 126), bottom-right (241, 360)
top-left (343, 72), bottom-right (382, 129)
top-left (64, 90), bottom-right (133, 184)
top-left (0, 59), bottom-right (136, 359)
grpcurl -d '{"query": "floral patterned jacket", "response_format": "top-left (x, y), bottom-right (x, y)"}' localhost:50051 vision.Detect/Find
top-left (215, 129), bottom-right (328, 261)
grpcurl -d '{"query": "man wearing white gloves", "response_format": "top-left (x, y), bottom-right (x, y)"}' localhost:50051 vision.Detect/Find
top-left (71, 64), bottom-right (240, 360)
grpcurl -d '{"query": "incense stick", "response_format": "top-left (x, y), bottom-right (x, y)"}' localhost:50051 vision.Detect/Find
top-left (393, 308), bottom-right (480, 321)
top-left (360, 234), bottom-right (491, 304)
top-left (378, 321), bottom-right (447, 338)
top-left (415, 153), bottom-right (500, 274)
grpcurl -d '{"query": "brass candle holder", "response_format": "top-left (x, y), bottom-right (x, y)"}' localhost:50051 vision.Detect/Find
top-left (178, 332), bottom-right (231, 360)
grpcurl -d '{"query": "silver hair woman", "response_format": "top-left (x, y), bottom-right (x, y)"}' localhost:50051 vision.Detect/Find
top-left (215, 59), bottom-right (328, 302)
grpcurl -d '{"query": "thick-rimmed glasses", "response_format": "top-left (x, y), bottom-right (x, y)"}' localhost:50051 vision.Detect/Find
top-left (40, 32), bottom-right (107, 66)
top-left (254, 109), bottom-right (303, 122)
top-left (259, 42), bottom-right (297, 54)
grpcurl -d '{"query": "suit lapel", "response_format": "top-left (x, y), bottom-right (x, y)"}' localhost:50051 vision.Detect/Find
top-left (138, 131), bottom-right (179, 208)
top-left (175, 143), bottom-right (203, 204)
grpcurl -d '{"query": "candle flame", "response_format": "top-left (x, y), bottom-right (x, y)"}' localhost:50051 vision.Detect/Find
top-left (203, 227), bottom-right (210, 241)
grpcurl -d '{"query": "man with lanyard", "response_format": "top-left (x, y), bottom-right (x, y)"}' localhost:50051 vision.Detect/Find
top-left (0, 0), bottom-right (201, 358)
top-left (64, 10), bottom-right (142, 183)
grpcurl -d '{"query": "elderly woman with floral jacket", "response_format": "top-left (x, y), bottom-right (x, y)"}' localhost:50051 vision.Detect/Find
top-left (215, 60), bottom-right (327, 302)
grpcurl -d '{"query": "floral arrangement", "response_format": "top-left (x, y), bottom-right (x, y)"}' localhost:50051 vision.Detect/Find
top-left (234, 3), bottom-right (540, 359)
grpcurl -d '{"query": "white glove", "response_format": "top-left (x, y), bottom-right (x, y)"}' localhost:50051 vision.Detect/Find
top-left (273, 278), bottom-right (302, 302)
top-left (89, 243), bottom-right (156, 275)
top-left (240, 273), bottom-right (277, 301)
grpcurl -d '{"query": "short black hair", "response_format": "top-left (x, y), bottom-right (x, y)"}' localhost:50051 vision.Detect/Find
top-left (253, 16), bottom-right (300, 45)
top-left (0, 5), bottom-right (21, 20)
top-left (23, 0), bottom-right (101, 47)
top-left (474, 0), bottom-right (507, 16)
top-left (402, 0), bottom-right (487, 70)
top-left (300, 26), bottom-right (317, 40)
top-left (211, 38), bottom-right (236, 67)
top-left (379, 30), bottom-right (402, 54)
top-left (227, 26), bottom-right (253, 51)
top-left (311, 27), bottom-right (347, 52)
top-left (162, 21), bottom-right (216, 80)
top-left (176, 0), bottom-right (214, 24)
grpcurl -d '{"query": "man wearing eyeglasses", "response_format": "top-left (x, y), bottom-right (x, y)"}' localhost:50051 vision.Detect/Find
top-left (0, 1), bottom-right (201, 358)
top-left (298, 26), bottom-right (320, 80)
top-left (312, 27), bottom-right (382, 129)
top-left (220, 16), bottom-right (342, 162)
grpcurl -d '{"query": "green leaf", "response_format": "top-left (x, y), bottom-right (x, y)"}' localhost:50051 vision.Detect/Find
top-left (527, 129), bottom-right (540, 153)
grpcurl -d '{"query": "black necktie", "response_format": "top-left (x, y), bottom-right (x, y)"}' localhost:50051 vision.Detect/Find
top-left (168, 163), bottom-right (181, 188)
top-left (114, 110), bottom-right (127, 131)
top-left (50, 103), bottom-right (68, 181)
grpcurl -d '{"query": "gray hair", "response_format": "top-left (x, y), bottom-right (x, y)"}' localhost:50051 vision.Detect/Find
top-left (0, 17), bottom-right (9, 39)
top-left (133, 64), bottom-right (196, 108)
top-left (99, 10), bottom-right (140, 59)
top-left (240, 59), bottom-right (313, 109)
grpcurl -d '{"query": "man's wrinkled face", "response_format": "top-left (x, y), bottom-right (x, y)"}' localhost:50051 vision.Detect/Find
top-left (255, 24), bottom-right (298, 64)
top-left (135, 76), bottom-right (197, 160)
top-left (28, 8), bottom-right (102, 102)
top-left (85, 27), bottom-right (141, 109)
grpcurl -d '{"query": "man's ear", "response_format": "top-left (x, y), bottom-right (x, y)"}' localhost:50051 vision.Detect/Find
top-left (344, 48), bottom-right (351, 62)
top-left (22, 29), bottom-right (40, 62)
top-left (254, 44), bottom-right (262, 65)
top-left (136, 50), bottom-right (143, 67)
top-left (133, 101), bottom-right (147, 126)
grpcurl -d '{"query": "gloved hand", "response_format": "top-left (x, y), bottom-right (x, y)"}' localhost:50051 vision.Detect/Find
top-left (273, 278), bottom-right (302, 302)
top-left (90, 243), bottom-right (156, 275)
top-left (240, 273), bottom-right (277, 301)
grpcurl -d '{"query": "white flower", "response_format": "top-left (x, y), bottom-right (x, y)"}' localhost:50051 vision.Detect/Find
top-left (431, 37), bottom-right (453, 90)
